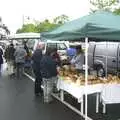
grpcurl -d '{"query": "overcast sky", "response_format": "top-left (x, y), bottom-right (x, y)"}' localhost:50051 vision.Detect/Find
top-left (0, 0), bottom-right (90, 34)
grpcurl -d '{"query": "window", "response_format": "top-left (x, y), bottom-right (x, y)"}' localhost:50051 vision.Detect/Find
top-left (95, 43), bottom-right (117, 57)
top-left (95, 44), bottom-right (107, 56)
top-left (27, 39), bottom-right (35, 50)
top-left (46, 43), bottom-right (57, 49)
top-left (57, 43), bottom-right (67, 50)
top-left (107, 44), bottom-right (117, 57)
top-left (119, 45), bottom-right (120, 56)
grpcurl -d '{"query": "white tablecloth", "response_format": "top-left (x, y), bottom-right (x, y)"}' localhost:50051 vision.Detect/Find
top-left (57, 79), bottom-right (120, 104)
top-left (57, 79), bottom-right (103, 102)
top-left (101, 84), bottom-right (120, 104)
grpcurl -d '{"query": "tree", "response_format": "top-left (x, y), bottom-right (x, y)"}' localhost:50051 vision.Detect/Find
top-left (35, 19), bottom-right (60, 33)
top-left (16, 21), bottom-right (59, 33)
top-left (16, 15), bottom-right (70, 33)
top-left (16, 24), bottom-right (37, 33)
top-left (90, 0), bottom-right (119, 13)
top-left (0, 18), bottom-right (10, 35)
top-left (113, 7), bottom-right (120, 15)
top-left (53, 14), bottom-right (69, 24)
top-left (2, 24), bottom-right (10, 35)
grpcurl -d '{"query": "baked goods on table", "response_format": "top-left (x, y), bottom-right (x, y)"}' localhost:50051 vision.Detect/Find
top-left (58, 65), bottom-right (120, 86)
top-left (100, 74), bottom-right (120, 84)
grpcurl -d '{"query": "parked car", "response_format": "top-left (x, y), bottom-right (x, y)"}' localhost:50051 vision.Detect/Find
top-left (88, 42), bottom-right (120, 77)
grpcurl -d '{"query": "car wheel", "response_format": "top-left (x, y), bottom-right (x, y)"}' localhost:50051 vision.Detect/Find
top-left (97, 67), bottom-right (105, 77)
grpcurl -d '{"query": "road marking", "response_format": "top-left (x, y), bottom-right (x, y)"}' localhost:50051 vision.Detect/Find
top-left (24, 72), bottom-right (35, 82)
top-left (24, 72), bottom-right (44, 89)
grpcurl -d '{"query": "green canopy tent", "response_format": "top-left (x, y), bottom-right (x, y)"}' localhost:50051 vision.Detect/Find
top-left (41, 11), bottom-right (120, 120)
top-left (41, 11), bottom-right (120, 41)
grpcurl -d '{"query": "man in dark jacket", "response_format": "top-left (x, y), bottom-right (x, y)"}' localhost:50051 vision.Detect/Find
top-left (40, 48), bottom-right (57, 103)
top-left (0, 47), bottom-right (3, 76)
top-left (4, 43), bottom-right (15, 62)
top-left (4, 43), bottom-right (15, 75)
top-left (32, 48), bottom-right (43, 96)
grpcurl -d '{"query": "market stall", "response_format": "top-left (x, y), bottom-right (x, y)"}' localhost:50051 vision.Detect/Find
top-left (41, 11), bottom-right (120, 120)
top-left (57, 66), bottom-right (120, 113)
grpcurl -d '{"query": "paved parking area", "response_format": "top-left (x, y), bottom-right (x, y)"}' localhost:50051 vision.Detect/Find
top-left (0, 75), bottom-right (83, 120)
top-left (1, 72), bottom-right (120, 120)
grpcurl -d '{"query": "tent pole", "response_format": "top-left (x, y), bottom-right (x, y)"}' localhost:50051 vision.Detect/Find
top-left (85, 37), bottom-right (88, 120)
top-left (105, 42), bottom-right (108, 78)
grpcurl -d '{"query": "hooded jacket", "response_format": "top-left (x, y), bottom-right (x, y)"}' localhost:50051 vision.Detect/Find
top-left (40, 55), bottom-right (57, 78)
top-left (14, 46), bottom-right (26, 63)
top-left (31, 49), bottom-right (42, 71)
top-left (4, 44), bottom-right (15, 61)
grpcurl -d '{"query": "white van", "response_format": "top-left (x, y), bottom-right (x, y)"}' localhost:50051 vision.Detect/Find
top-left (27, 39), bottom-right (69, 60)
top-left (38, 40), bottom-right (69, 60)
top-left (88, 42), bottom-right (120, 77)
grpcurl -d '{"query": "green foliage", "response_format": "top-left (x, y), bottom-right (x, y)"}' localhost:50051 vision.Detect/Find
top-left (113, 8), bottom-right (120, 15)
top-left (35, 19), bottom-right (59, 33)
top-left (90, 0), bottom-right (119, 13)
top-left (53, 14), bottom-right (69, 24)
top-left (16, 24), bottom-right (37, 33)
top-left (16, 15), bottom-right (69, 33)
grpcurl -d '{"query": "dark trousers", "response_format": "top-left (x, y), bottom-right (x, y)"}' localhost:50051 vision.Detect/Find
top-left (33, 69), bottom-right (42, 94)
top-left (16, 63), bottom-right (24, 79)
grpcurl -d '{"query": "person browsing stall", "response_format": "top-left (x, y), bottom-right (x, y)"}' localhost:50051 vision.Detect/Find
top-left (40, 47), bottom-right (58, 103)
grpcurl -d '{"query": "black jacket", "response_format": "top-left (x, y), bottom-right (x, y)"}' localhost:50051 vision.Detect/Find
top-left (40, 55), bottom-right (57, 78)
top-left (32, 49), bottom-right (42, 71)
top-left (4, 46), bottom-right (15, 61)
top-left (0, 48), bottom-right (3, 64)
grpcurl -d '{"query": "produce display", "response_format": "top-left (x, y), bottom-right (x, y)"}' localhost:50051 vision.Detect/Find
top-left (103, 75), bottom-right (120, 84)
top-left (58, 65), bottom-right (120, 86)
